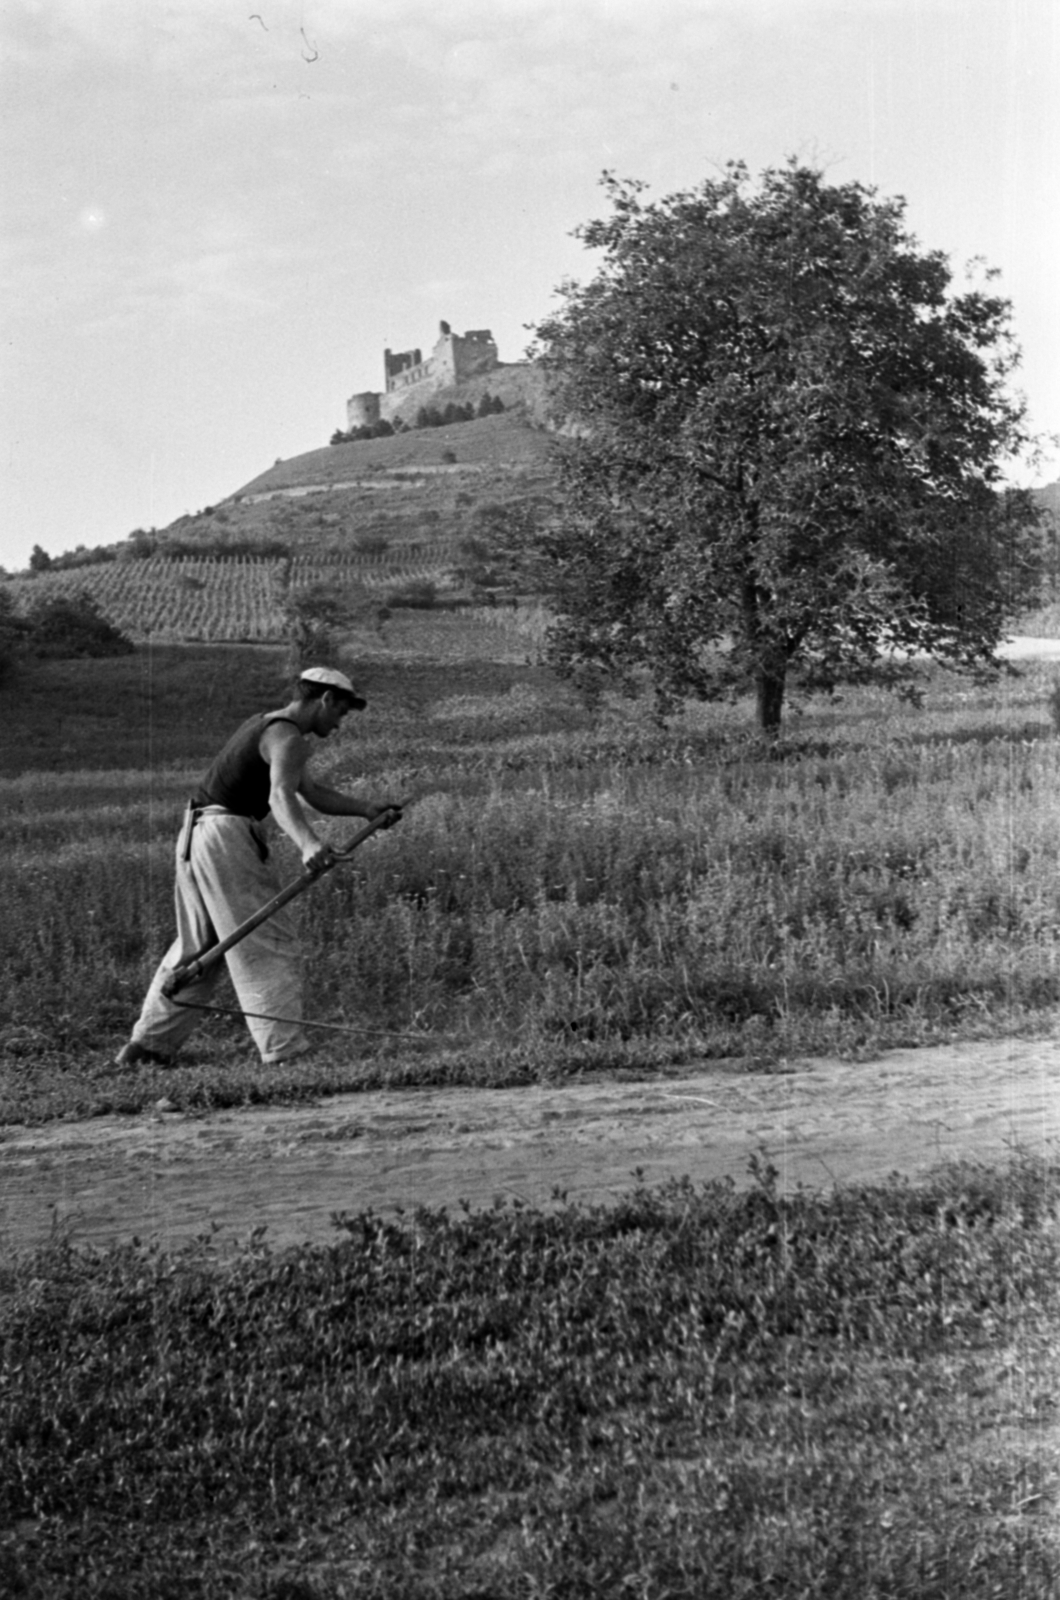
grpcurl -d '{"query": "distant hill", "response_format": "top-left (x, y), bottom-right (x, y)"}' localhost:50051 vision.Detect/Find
top-left (0, 366), bottom-right (558, 648)
top-left (139, 404), bottom-right (559, 586)
top-left (1034, 479), bottom-right (1060, 519)
top-left (10, 339), bottom-right (1054, 652)
top-left (32, 382), bottom-right (557, 639)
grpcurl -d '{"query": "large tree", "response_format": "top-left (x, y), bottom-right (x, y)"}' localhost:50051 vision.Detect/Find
top-left (533, 162), bottom-right (1044, 731)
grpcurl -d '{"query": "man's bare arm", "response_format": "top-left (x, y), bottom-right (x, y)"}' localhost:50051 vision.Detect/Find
top-left (298, 771), bottom-right (393, 821)
top-left (261, 725), bottom-right (326, 866)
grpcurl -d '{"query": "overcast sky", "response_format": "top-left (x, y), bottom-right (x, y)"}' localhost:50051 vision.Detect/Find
top-left (1, 0), bottom-right (1056, 571)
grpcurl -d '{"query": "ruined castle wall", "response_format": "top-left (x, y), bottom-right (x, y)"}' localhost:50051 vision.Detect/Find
top-left (431, 332), bottom-right (458, 387)
top-left (384, 347), bottom-right (423, 388)
top-left (355, 323), bottom-right (502, 426)
top-left (453, 329), bottom-right (499, 381)
top-left (379, 371), bottom-right (449, 423)
top-left (386, 358), bottom-right (433, 393)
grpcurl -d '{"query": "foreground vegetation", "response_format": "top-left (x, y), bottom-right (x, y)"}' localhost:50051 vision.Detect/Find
top-left (2, 1156), bottom-right (1057, 1597)
top-left (2, 626), bottom-right (1060, 1123)
top-left (3, 626), bottom-right (1059, 1595)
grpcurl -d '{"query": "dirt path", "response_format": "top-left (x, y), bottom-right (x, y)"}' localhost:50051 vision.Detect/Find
top-left (2, 1038), bottom-right (1058, 1255)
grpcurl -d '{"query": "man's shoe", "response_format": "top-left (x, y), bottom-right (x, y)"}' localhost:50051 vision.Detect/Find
top-left (113, 1040), bottom-right (174, 1069)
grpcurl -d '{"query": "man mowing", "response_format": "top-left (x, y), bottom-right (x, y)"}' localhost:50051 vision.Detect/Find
top-left (115, 666), bottom-right (400, 1068)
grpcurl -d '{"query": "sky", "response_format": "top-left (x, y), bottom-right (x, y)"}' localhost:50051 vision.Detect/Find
top-left (1, 0), bottom-right (1057, 571)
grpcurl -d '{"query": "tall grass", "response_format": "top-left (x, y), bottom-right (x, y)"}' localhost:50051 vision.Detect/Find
top-left (2, 645), bottom-right (1059, 1107)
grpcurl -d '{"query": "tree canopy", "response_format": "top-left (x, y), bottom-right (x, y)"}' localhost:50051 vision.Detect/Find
top-left (533, 162), bottom-right (1044, 730)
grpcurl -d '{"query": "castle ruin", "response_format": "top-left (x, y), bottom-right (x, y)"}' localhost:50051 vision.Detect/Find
top-left (347, 320), bottom-right (500, 430)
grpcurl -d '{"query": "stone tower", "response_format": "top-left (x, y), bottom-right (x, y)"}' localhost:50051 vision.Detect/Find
top-left (345, 391), bottom-right (381, 430)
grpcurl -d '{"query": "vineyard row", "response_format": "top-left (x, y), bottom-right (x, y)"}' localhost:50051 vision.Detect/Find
top-left (2, 546), bottom-right (462, 644)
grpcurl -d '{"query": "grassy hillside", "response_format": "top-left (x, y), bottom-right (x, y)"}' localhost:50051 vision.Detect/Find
top-left (237, 409), bottom-right (551, 500)
top-left (162, 406), bottom-right (556, 558)
top-left (1036, 479), bottom-right (1060, 518)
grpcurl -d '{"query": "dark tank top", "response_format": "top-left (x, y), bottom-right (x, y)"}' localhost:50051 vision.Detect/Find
top-left (190, 713), bottom-right (300, 820)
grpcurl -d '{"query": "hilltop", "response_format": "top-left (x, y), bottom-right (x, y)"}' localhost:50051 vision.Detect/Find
top-left (150, 363), bottom-right (554, 560)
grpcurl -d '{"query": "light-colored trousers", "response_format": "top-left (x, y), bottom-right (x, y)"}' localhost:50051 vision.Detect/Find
top-left (131, 808), bottom-right (309, 1064)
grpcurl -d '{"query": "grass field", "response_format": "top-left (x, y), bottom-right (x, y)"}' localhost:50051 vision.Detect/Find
top-left (2, 619), bottom-right (1059, 1595)
top-left (2, 1158), bottom-right (1057, 1596)
top-left (2, 621), bottom-right (1060, 1121)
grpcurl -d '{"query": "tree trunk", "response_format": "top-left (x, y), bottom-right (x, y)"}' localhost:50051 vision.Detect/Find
top-left (742, 565), bottom-right (787, 734)
top-left (755, 666), bottom-right (786, 734)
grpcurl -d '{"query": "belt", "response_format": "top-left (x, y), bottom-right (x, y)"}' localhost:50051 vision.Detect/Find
top-left (180, 803), bottom-right (269, 863)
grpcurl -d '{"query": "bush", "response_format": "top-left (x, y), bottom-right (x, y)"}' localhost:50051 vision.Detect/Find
top-left (121, 529), bottom-right (157, 560)
top-left (23, 591), bottom-right (134, 659)
top-left (384, 578), bottom-right (437, 610)
top-left (0, 589), bottom-right (26, 685)
top-left (332, 419), bottom-right (397, 445)
top-left (49, 544), bottom-right (118, 572)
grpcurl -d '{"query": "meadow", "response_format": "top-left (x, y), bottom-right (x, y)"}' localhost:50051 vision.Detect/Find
top-left (2, 618), bottom-right (1060, 1595)
top-left (1, 619), bottom-right (1060, 1122)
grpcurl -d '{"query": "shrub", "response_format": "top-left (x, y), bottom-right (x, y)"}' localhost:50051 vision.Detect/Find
top-left (23, 591), bottom-right (134, 659)
top-left (121, 529), bottom-right (156, 560)
top-left (385, 577), bottom-right (437, 609)
top-left (0, 589), bottom-right (26, 685)
top-left (48, 544), bottom-right (117, 572)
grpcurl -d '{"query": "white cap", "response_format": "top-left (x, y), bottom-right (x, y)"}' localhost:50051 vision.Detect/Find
top-left (299, 665), bottom-right (367, 708)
